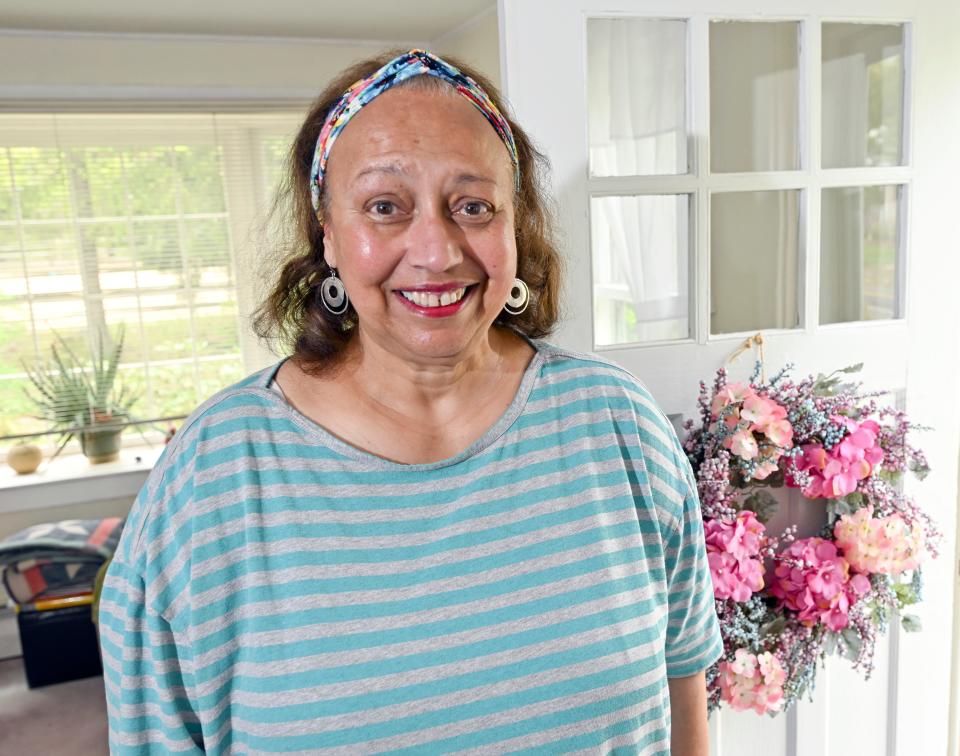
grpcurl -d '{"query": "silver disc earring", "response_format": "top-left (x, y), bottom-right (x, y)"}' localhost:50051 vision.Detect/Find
top-left (504, 278), bottom-right (530, 315)
top-left (319, 268), bottom-right (349, 315)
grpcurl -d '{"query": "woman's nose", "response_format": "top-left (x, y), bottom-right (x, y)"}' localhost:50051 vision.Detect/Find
top-left (403, 209), bottom-right (464, 272)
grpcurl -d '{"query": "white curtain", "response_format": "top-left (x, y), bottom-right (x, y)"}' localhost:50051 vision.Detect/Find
top-left (821, 54), bottom-right (869, 324)
top-left (587, 19), bottom-right (688, 343)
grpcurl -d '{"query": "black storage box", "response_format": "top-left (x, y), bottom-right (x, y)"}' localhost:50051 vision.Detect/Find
top-left (17, 603), bottom-right (103, 688)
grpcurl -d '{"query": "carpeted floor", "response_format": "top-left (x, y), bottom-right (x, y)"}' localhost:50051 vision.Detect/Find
top-left (0, 656), bottom-right (108, 755)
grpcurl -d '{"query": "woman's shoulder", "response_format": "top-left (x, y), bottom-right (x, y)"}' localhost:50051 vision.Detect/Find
top-left (532, 340), bottom-right (685, 453)
top-left (532, 340), bottom-right (660, 406)
top-left (116, 359), bottom-right (286, 566)
top-left (174, 358), bottom-right (286, 438)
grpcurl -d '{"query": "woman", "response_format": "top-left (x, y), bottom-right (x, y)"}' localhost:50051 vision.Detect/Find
top-left (99, 49), bottom-right (721, 755)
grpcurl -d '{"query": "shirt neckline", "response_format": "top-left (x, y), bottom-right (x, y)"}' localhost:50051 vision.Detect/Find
top-left (251, 338), bottom-right (546, 471)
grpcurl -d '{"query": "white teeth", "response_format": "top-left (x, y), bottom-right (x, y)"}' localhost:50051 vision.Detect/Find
top-left (400, 287), bottom-right (466, 308)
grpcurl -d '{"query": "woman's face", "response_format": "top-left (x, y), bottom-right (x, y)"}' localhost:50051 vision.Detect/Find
top-left (321, 85), bottom-right (518, 366)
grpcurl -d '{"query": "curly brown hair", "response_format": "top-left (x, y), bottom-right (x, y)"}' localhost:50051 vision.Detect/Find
top-left (251, 49), bottom-right (564, 374)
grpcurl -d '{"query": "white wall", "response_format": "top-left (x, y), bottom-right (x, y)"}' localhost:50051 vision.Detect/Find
top-left (0, 30), bottom-right (410, 103)
top-left (432, 7), bottom-right (502, 88)
top-left (0, 21), bottom-right (502, 106)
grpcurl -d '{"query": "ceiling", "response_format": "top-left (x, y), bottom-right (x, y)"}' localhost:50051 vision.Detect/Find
top-left (0, 0), bottom-right (496, 41)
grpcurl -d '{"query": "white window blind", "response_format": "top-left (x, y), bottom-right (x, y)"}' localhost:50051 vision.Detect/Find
top-left (0, 111), bottom-right (302, 447)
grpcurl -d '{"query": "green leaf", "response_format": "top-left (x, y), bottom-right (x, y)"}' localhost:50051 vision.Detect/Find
top-left (840, 627), bottom-right (862, 661)
top-left (826, 497), bottom-right (855, 525)
top-left (870, 600), bottom-right (891, 624)
top-left (760, 615), bottom-right (787, 637)
top-left (908, 458), bottom-right (930, 481)
top-left (842, 492), bottom-right (865, 509)
top-left (901, 614), bottom-right (922, 632)
top-left (813, 375), bottom-right (840, 395)
top-left (839, 363), bottom-right (864, 374)
top-left (878, 469), bottom-right (903, 485)
top-left (812, 365), bottom-right (864, 396)
top-left (892, 580), bottom-right (919, 606)
top-left (742, 490), bottom-right (779, 524)
top-left (823, 631), bottom-right (838, 655)
top-left (21, 323), bottom-right (140, 436)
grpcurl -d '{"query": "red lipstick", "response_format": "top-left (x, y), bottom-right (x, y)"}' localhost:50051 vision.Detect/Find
top-left (394, 284), bottom-right (474, 318)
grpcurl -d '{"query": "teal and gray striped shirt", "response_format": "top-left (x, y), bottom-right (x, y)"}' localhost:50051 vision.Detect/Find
top-left (99, 341), bottom-right (722, 754)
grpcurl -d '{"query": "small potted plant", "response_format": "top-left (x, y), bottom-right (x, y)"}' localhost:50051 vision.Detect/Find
top-left (22, 325), bottom-right (139, 464)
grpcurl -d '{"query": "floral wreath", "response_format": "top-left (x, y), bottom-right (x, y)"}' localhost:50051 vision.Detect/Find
top-left (682, 341), bottom-right (940, 716)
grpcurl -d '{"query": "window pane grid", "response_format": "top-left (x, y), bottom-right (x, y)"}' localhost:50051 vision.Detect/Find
top-left (585, 15), bottom-right (909, 347)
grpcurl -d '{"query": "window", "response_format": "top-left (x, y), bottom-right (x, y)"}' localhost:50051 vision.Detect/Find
top-left (587, 18), bottom-right (692, 347)
top-left (0, 112), bottom-right (301, 447)
top-left (584, 18), bottom-right (910, 349)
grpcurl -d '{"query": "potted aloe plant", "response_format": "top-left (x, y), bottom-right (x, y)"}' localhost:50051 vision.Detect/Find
top-left (23, 325), bottom-right (139, 464)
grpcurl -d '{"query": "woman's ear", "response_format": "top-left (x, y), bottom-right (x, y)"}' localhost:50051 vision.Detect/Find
top-left (322, 224), bottom-right (338, 269)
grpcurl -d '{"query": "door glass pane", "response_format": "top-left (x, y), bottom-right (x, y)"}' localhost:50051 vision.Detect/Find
top-left (822, 24), bottom-right (904, 168)
top-left (591, 194), bottom-right (690, 346)
top-left (710, 21), bottom-right (800, 172)
top-left (711, 190), bottom-right (801, 334)
top-left (820, 185), bottom-right (901, 324)
top-left (587, 18), bottom-right (687, 176)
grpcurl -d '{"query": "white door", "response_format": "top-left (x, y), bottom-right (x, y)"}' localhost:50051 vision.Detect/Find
top-left (499, 0), bottom-right (960, 753)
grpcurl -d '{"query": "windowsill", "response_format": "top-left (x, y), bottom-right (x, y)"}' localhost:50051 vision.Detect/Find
top-left (0, 444), bottom-right (164, 515)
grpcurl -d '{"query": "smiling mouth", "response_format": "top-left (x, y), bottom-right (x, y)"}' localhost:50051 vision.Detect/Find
top-left (398, 286), bottom-right (469, 308)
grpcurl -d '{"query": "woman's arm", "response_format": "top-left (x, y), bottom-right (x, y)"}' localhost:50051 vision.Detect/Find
top-left (98, 557), bottom-right (204, 754)
top-left (668, 670), bottom-right (710, 756)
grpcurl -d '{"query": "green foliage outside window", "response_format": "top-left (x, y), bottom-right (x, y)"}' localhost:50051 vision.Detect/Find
top-left (0, 125), bottom-right (266, 444)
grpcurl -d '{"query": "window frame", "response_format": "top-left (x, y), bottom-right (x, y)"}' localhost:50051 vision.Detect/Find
top-left (0, 107), bottom-right (306, 464)
top-left (582, 13), bottom-right (914, 352)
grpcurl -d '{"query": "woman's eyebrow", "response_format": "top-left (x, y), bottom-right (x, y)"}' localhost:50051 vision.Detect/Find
top-left (352, 163), bottom-right (406, 183)
top-left (453, 173), bottom-right (497, 186)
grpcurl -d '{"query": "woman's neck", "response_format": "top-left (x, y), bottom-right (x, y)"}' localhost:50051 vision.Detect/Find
top-left (279, 326), bottom-right (534, 464)
top-left (341, 327), bottom-right (517, 427)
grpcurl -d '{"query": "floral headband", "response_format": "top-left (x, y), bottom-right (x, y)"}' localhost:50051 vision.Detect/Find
top-left (309, 49), bottom-right (521, 217)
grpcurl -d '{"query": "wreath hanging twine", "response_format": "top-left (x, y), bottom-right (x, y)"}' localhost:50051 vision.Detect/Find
top-left (683, 332), bottom-right (940, 715)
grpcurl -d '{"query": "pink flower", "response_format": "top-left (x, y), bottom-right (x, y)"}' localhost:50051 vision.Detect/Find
top-left (712, 386), bottom-right (794, 470)
top-left (834, 506), bottom-right (926, 575)
top-left (740, 394), bottom-right (775, 426)
top-left (726, 429), bottom-right (759, 459)
top-left (787, 420), bottom-right (883, 499)
top-left (757, 652), bottom-right (786, 685)
top-left (764, 418), bottom-right (794, 448)
top-left (731, 511), bottom-right (765, 559)
top-left (711, 382), bottom-right (751, 417)
top-left (752, 459), bottom-right (780, 481)
top-left (835, 418), bottom-right (883, 478)
top-left (718, 649), bottom-right (786, 715)
top-left (705, 512), bottom-right (766, 601)
top-left (741, 395), bottom-right (794, 448)
top-left (769, 537), bottom-right (868, 631)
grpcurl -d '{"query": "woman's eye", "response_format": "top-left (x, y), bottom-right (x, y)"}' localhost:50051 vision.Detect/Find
top-left (458, 201), bottom-right (492, 218)
top-left (371, 200), bottom-right (396, 216)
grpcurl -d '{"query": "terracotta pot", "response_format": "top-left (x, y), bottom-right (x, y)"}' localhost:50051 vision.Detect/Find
top-left (7, 443), bottom-right (43, 474)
